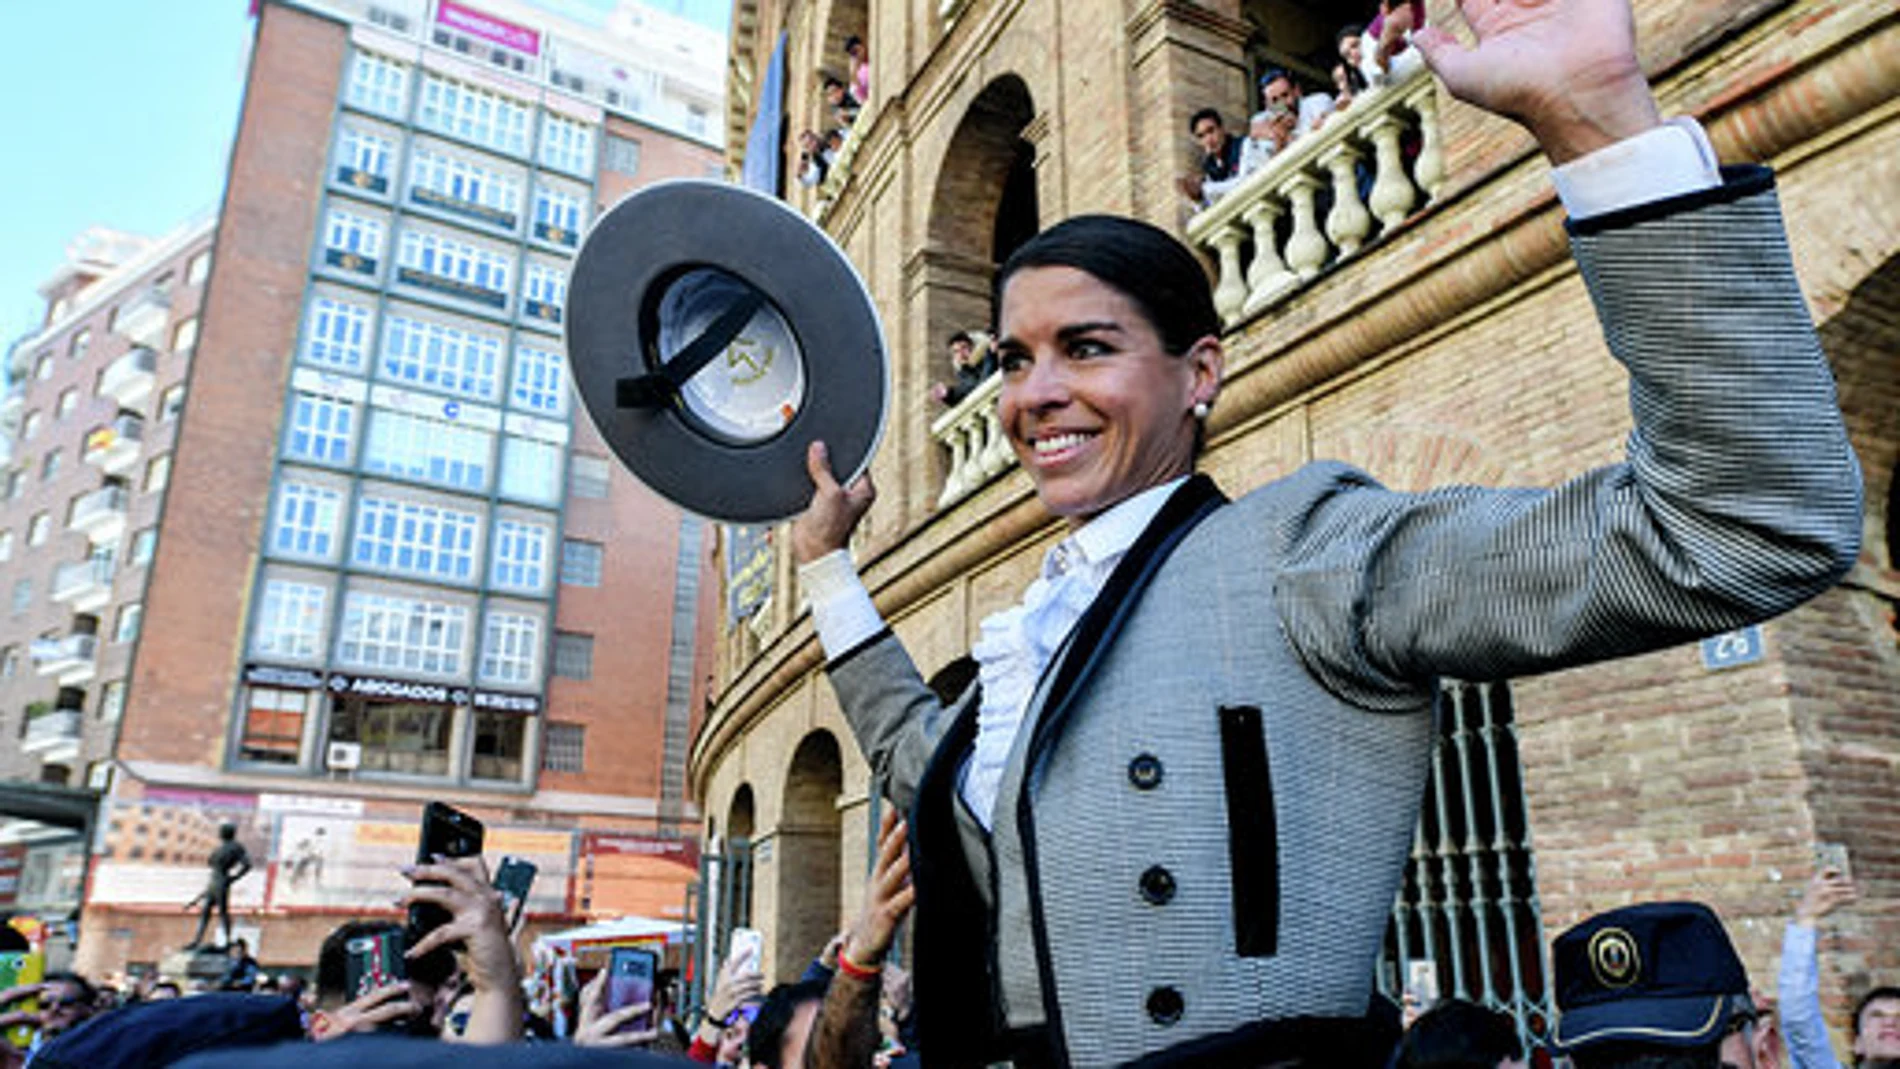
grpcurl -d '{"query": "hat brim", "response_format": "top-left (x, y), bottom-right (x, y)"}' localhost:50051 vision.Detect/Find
top-left (567, 180), bottom-right (888, 524)
top-left (1553, 993), bottom-right (1735, 1052)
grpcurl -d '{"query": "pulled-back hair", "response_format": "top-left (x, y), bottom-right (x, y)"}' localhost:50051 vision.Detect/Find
top-left (991, 214), bottom-right (1220, 357)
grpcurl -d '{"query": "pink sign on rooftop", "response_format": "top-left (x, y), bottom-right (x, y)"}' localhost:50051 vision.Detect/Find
top-left (436, 0), bottom-right (541, 56)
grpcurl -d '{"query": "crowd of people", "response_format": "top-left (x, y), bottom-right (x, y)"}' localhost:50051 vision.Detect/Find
top-left (1179, 0), bottom-right (1426, 208)
top-left (797, 36), bottom-right (872, 189)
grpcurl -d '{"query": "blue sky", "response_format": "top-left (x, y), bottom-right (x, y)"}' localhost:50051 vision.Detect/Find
top-left (0, 0), bottom-right (730, 360)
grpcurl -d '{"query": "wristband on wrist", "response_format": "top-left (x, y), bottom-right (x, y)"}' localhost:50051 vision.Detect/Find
top-left (836, 949), bottom-right (880, 981)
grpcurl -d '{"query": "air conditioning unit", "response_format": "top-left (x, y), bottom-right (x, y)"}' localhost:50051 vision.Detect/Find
top-left (325, 741), bottom-right (362, 771)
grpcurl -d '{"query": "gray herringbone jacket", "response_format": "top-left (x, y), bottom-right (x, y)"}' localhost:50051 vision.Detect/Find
top-left (827, 171), bottom-right (1863, 1068)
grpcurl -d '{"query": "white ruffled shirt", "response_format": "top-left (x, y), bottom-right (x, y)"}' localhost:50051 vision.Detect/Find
top-left (797, 117), bottom-right (1723, 823)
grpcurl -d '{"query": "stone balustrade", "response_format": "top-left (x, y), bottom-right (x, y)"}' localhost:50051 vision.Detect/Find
top-left (1185, 67), bottom-right (1443, 326)
top-left (929, 372), bottom-right (1010, 508)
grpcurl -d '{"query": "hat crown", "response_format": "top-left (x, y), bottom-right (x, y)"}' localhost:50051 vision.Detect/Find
top-left (1551, 902), bottom-right (1752, 1052)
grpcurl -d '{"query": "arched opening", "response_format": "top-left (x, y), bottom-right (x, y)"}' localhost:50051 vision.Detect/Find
top-left (1242, 0), bottom-right (1353, 94)
top-left (775, 731), bottom-right (843, 981)
top-left (728, 784), bottom-right (757, 841)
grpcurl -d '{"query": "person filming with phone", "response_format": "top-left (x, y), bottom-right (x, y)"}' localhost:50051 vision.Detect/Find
top-left (1780, 859), bottom-right (1900, 1069)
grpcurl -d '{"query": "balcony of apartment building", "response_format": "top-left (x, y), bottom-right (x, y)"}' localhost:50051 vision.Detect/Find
top-left (82, 412), bottom-right (144, 476)
top-left (112, 285), bottom-right (171, 348)
top-left (31, 626), bottom-right (99, 688)
top-left (0, 381), bottom-right (23, 424)
top-left (20, 691), bottom-right (86, 763)
top-left (97, 346), bottom-right (159, 409)
top-left (68, 481), bottom-right (131, 542)
top-left (52, 559), bottom-right (114, 614)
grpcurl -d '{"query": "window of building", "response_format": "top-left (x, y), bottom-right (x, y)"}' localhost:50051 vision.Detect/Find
top-left (238, 686), bottom-right (310, 764)
top-left (346, 50), bottom-right (410, 118)
top-left (337, 126), bottom-right (395, 190)
top-left (55, 388), bottom-right (77, 420)
top-left (361, 406), bottom-right (492, 492)
top-left (336, 590), bottom-right (469, 677)
top-left (170, 317), bottom-right (199, 356)
top-left (521, 262), bottom-right (567, 323)
top-left (98, 680), bottom-right (126, 722)
top-left (34, 353), bottom-right (53, 380)
top-left (283, 393), bottom-right (358, 466)
top-left (9, 580), bottom-right (30, 616)
top-left (567, 454), bottom-right (610, 499)
top-left (538, 115), bottom-right (596, 178)
top-left (416, 72), bottom-right (530, 155)
top-left (350, 496), bottom-right (480, 582)
top-left (394, 230), bottom-right (512, 304)
top-left (499, 437), bottom-right (562, 504)
top-left (129, 527), bottom-right (156, 567)
top-left (542, 722), bottom-right (584, 773)
top-left (322, 208), bottom-right (385, 273)
top-left (408, 145), bottom-right (522, 224)
top-left (469, 709), bottom-right (529, 781)
top-left (40, 450), bottom-right (60, 482)
top-left (3, 470), bottom-right (21, 501)
top-left (686, 106), bottom-right (709, 137)
top-left (251, 578), bottom-right (328, 660)
top-left (271, 482), bottom-right (343, 560)
top-left (160, 385), bottom-right (186, 422)
top-left (69, 329), bottom-right (91, 361)
top-left (0, 530), bottom-right (11, 561)
top-left (21, 411), bottom-right (41, 441)
top-left (0, 646), bottom-right (16, 679)
top-left (560, 539), bottom-right (602, 587)
top-left (143, 455), bottom-right (171, 493)
top-left (114, 603), bottom-right (142, 643)
top-left (302, 295), bottom-right (373, 373)
top-left (531, 185), bottom-right (585, 245)
top-left (509, 343), bottom-right (566, 416)
top-left (379, 313), bottom-right (502, 400)
top-left (329, 695), bottom-right (454, 775)
top-left (27, 512), bottom-right (50, 546)
top-left (478, 609), bottom-right (540, 685)
top-left (187, 250), bottom-right (212, 286)
top-left (489, 518), bottom-right (551, 593)
top-left (552, 630), bottom-right (593, 680)
top-left (602, 134), bottom-right (641, 177)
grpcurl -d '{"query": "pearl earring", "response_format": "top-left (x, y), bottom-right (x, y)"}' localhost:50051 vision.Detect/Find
top-left (1192, 401), bottom-right (1210, 420)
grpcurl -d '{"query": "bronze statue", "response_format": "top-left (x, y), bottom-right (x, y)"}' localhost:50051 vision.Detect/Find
top-left (183, 823), bottom-right (252, 950)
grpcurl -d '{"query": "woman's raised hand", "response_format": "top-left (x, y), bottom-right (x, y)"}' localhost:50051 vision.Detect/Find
top-left (792, 440), bottom-right (877, 564)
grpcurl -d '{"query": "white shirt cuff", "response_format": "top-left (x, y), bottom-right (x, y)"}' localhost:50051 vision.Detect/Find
top-left (1552, 116), bottom-right (1722, 221)
top-left (798, 549), bottom-right (885, 658)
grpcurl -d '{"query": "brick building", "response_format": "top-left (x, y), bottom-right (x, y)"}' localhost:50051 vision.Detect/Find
top-left (1, 0), bottom-right (729, 978)
top-left (689, 0), bottom-right (1899, 1053)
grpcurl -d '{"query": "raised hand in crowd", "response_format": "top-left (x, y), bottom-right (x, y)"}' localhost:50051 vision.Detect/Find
top-left (573, 968), bottom-right (661, 1049)
top-left (690, 946), bottom-right (766, 1062)
top-left (807, 806), bottom-right (916, 1069)
top-left (1794, 864), bottom-right (1857, 927)
top-left (400, 855), bottom-right (524, 1044)
top-left (309, 979), bottom-right (428, 1041)
top-left (1412, 0), bottom-right (1661, 163)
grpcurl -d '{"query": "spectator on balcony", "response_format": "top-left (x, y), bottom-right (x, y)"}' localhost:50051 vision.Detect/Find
top-left (930, 330), bottom-right (997, 407)
top-left (1256, 67), bottom-right (1335, 147)
top-left (1176, 108), bottom-right (1246, 207)
top-left (1362, 0), bottom-right (1428, 88)
top-left (789, 0), bottom-right (1864, 1060)
top-left (845, 35), bottom-right (871, 107)
top-left (823, 75), bottom-right (861, 128)
top-left (1333, 25), bottom-right (1372, 110)
top-left (796, 130), bottom-right (828, 188)
top-left (825, 128), bottom-right (848, 160)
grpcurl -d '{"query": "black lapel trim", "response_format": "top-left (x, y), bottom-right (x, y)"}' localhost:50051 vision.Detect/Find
top-left (1566, 164), bottom-right (1772, 237)
top-left (1218, 704), bottom-right (1278, 957)
top-left (1015, 474), bottom-right (1229, 1066)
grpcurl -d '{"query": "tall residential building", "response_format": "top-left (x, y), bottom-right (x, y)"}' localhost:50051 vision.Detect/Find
top-left (0, 0), bottom-right (727, 978)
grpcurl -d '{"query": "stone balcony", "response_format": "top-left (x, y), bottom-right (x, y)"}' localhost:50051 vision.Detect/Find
top-left (21, 708), bottom-right (83, 761)
top-left (98, 346), bottom-right (159, 409)
top-left (31, 633), bottom-right (99, 687)
top-left (929, 372), bottom-right (1010, 509)
top-left (113, 285), bottom-right (171, 348)
top-left (83, 413), bottom-right (145, 476)
top-left (52, 559), bottom-right (115, 614)
top-left (68, 483), bottom-right (131, 542)
top-left (1185, 66), bottom-right (1443, 326)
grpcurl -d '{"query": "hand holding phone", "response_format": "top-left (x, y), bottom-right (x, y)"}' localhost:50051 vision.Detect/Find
top-left (406, 803), bottom-right (484, 984)
top-left (727, 927), bottom-right (764, 975)
top-left (493, 857), bottom-right (537, 932)
top-left (606, 946), bottom-right (659, 1034)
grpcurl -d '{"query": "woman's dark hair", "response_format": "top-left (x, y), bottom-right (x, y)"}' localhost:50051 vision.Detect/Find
top-left (747, 979), bottom-right (829, 1069)
top-left (991, 214), bottom-right (1219, 357)
top-left (1397, 999), bottom-right (1524, 1069)
top-left (1338, 23), bottom-right (1366, 45)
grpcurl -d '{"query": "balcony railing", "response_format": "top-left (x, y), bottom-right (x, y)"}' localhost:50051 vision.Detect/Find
top-left (114, 285), bottom-right (171, 347)
top-left (98, 347), bottom-right (159, 408)
top-left (82, 413), bottom-right (145, 475)
top-left (69, 484), bottom-right (130, 541)
top-left (31, 634), bottom-right (99, 686)
top-left (52, 559), bottom-right (114, 613)
top-left (1184, 67), bottom-right (1443, 326)
top-left (21, 708), bottom-right (83, 759)
top-left (930, 372), bottom-right (1012, 509)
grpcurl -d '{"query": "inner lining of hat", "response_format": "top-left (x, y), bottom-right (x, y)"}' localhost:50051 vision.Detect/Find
top-left (649, 265), bottom-right (806, 446)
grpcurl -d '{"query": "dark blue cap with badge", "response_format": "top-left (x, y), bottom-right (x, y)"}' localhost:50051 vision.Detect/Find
top-left (1551, 901), bottom-right (1756, 1053)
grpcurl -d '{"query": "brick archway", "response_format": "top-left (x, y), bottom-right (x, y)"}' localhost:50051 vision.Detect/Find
top-left (1815, 250), bottom-right (1899, 581)
top-left (774, 730), bottom-right (842, 980)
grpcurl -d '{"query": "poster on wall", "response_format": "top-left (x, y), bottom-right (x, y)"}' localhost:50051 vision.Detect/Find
top-left (87, 790), bottom-right (270, 909)
top-left (270, 814), bottom-right (573, 914)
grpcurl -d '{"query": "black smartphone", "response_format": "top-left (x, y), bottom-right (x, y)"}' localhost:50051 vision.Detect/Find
top-left (492, 856), bottom-right (537, 930)
top-left (606, 945), bottom-right (659, 1033)
top-left (406, 802), bottom-right (484, 983)
top-left (343, 928), bottom-right (407, 1001)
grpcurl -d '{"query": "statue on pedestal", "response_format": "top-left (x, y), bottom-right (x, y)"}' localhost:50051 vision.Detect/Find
top-left (183, 823), bottom-right (252, 950)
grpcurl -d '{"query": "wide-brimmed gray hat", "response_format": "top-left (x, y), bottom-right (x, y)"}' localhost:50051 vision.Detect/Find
top-left (567, 179), bottom-right (888, 523)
